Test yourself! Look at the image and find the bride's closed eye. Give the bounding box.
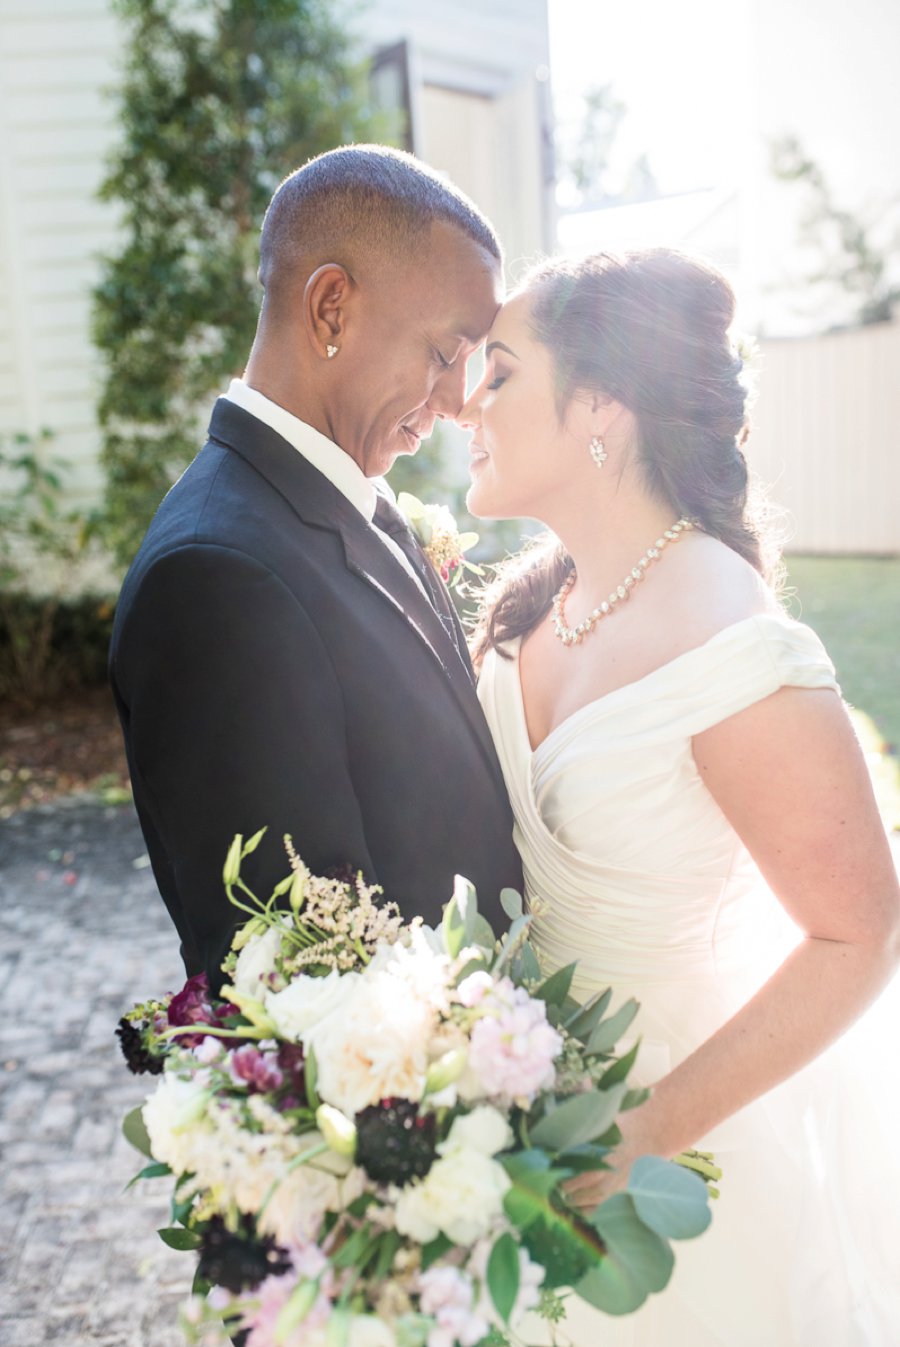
[487,373,507,390]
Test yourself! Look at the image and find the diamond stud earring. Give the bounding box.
[589,435,607,468]
[326,344,339,359]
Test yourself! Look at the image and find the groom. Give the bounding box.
[109,146,522,987]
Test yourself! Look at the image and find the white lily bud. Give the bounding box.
[222,834,243,887]
[316,1103,358,1158]
[425,1047,468,1094]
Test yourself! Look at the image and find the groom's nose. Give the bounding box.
[427,360,469,419]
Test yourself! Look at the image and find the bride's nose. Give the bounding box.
[456,385,482,429]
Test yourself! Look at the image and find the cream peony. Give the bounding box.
[347,1315,397,1347]
[308,969,436,1116]
[394,1146,510,1246]
[441,1105,513,1158]
[142,1073,213,1176]
[266,968,353,1042]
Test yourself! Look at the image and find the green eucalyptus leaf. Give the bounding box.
[501,1152,601,1289]
[555,1142,613,1175]
[576,1192,673,1314]
[564,988,612,1037]
[586,999,640,1055]
[471,914,498,954]
[534,963,577,1009]
[494,914,532,971]
[500,888,524,921]
[530,1084,627,1151]
[487,1232,520,1323]
[628,1155,712,1240]
[122,1105,154,1158]
[513,940,542,984]
[598,1038,641,1088]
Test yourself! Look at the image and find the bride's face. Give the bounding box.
[458,290,588,520]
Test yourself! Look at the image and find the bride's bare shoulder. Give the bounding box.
[652,529,780,650]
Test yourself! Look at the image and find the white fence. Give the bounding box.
[751,320,900,555]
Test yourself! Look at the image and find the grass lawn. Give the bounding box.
[784,555,900,829]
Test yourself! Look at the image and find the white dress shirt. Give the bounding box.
[223,378,426,592]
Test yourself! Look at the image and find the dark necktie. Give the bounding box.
[372,494,464,650]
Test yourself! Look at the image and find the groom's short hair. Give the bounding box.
[259,144,501,289]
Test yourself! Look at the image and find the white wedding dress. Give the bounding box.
[478,613,900,1346]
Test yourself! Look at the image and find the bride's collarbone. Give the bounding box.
[519,612,669,746]
[520,563,774,746]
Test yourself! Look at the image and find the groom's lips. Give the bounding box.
[400,421,434,450]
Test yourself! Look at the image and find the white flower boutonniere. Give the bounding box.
[396,492,483,587]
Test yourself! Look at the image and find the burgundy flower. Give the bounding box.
[354,1097,437,1186]
[167,973,238,1047]
[228,1045,284,1093]
[115,1017,164,1075]
[276,1042,306,1093]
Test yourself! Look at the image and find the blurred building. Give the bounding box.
[0,0,553,521]
[553,0,900,553]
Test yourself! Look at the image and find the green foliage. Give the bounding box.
[94,0,398,565]
[0,431,110,704]
[770,134,900,327]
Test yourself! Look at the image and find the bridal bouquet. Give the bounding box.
[118,831,714,1346]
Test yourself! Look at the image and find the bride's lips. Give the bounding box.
[469,441,489,472]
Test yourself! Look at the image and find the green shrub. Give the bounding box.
[93,0,399,566]
[0,593,116,707]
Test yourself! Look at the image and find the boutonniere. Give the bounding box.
[396,492,484,587]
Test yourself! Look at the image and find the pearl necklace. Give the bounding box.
[551,519,693,647]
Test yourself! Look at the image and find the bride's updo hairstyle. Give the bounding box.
[473,248,778,661]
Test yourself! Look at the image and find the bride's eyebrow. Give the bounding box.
[485,340,519,359]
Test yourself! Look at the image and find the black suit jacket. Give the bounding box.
[110,400,522,984]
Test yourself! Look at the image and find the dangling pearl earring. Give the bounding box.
[326,344,339,359]
[589,435,607,468]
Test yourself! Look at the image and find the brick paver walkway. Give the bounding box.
[1,798,190,1346]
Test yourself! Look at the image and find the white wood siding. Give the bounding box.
[0,2,121,504]
[751,321,900,554]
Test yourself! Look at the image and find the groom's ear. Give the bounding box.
[304,263,355,359]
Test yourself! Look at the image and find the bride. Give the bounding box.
[457,248,900,1346]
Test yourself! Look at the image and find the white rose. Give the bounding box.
[442,1105,513,1158]
[266,968,353,1042]
[232,925,283,996]
[308,971,435,1116]
[142,1074,212,1175]
[394,1147,510,1246]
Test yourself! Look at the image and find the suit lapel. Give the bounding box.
[206,400,504,784]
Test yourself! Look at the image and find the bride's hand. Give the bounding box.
[562,1106,663,1215]
[562,1157,630,1214]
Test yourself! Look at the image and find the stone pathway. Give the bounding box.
[1,798,189,1346]
[2,797,898,1347]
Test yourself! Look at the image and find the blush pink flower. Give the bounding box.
[467,978,562,1105]
[239,1244,334,1347]
[418,1265,489,1347]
